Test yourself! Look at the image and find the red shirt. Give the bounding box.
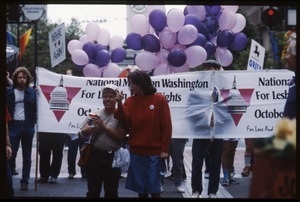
[115,93,172,155]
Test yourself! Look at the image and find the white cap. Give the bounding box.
[102,84,119,92]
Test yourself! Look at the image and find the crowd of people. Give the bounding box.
[4,29,296,199]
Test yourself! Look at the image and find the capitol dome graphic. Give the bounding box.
[227,75,247,114]
[49,75,69,110]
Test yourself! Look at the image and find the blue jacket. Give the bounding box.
[6,86,37,128]
[283,76,296,119]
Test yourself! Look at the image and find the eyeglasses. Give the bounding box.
[18,76,27,79]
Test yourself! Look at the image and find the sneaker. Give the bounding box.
[160,185,164,192]
[12,169,19,175]
[221,179,230,186]
[20,182,28,191]
[165,174,174,180]
[191,191,200,198]
[241,166,251,177]
[209,193,217,198]
[204,172,210,179]
[37,177,49,183]
[229,178,240,185]
[176,185,185,193]
[231,171,236,178]
[49,177,57,184]
[68,174,75,179]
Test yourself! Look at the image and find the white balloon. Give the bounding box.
[184,45,207,68]
[97,28,111,46]
[71,49,89,66]
[221,5,239,13]
[83,63,103,77]
[218,10,237,31]
[170,62,189,73]
[130,14,150,36]
[153,63,170,76]
[85,22,100,41]
[109,35,124,50]
[215,47,233,67]
[231,13,246,33]
[159,27,177,50]
[67,39,83,55]
[79,34,90,44]
[178,24,198,45]
[135,51,160,71]
[167,8,185,33]
[102,63,122,77]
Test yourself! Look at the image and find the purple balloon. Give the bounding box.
[184,14,201,28]
[94,44,107,53]
[205,41,216,57]
[82,42,96,59]
[217,30,235,47]
[198,22,210,40]
[229,32,248,51]
[111,47,126,63]
[126,32,143,51]
[149,9,167,32]
[204,16,219,34]
[95,50,111,67]
[142,34,161,53]
[167,49,187,67]
[210,5,221,16]
[187,33,207,48]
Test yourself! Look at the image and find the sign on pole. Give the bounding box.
[49,23,66,68]
[247,39,265,70]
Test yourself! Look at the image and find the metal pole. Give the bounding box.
[34,21,38,89]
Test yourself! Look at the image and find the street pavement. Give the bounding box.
[12,139,252,199]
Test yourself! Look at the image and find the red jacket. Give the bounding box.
[114,93,172,156]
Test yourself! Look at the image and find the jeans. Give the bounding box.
[67,136,87,177]
[5,160,14,197]
[9,121,35,184]
[191,138,223,195]
[170,138,187,187]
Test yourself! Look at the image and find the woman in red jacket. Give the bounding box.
[114,69,172,198]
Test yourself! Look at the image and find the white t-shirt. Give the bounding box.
[13,89,25,120]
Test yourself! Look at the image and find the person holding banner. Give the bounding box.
[6,66,37,191]
[38,132,67,184]
[282,31,296,119]
[114,69,172,198]
[78,84,126,199]
[190,60,223,199]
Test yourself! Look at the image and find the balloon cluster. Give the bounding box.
[67,22,126,77]
[126,5,248,75]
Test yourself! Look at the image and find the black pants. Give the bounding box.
[86,149,121,198]
[38,132,66,179]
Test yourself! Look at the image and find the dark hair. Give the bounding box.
[12,66,32,88]
[127,69,157,95]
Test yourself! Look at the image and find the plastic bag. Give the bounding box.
[112,147,130,173]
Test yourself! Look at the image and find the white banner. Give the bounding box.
[36,67,293,139]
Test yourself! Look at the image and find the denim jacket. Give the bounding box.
[6,86,37,128]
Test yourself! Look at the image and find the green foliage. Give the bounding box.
[8,17,85,79]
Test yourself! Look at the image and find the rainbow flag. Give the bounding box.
[19,28,32,61]
[6,31,17,46]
